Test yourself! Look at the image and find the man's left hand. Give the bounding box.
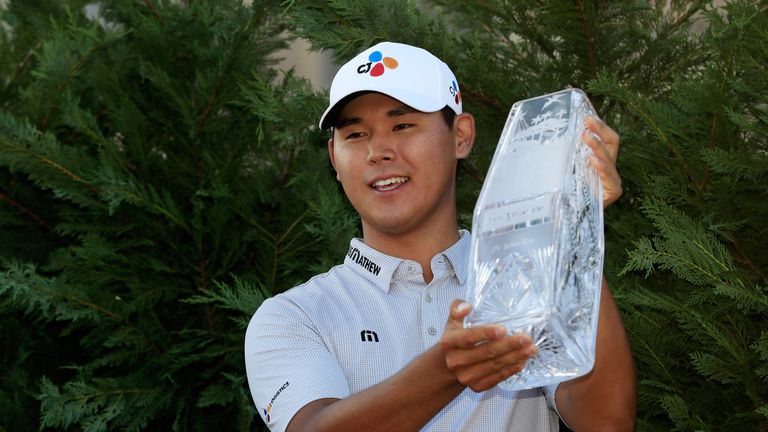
[583,117,622,208]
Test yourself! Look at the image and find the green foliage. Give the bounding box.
[1,0,767,430]
[38,375,169,432]
[0,0,349,430]
[589,1,768,430]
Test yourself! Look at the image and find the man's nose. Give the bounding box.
[367,134,395,164]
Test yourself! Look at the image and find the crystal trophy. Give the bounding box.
[464,88,604,391]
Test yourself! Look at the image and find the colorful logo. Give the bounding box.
[357,50,399,77]
[449,80,461,105]
[262,381,288,425]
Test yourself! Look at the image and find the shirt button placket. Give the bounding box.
[423,287,438,341]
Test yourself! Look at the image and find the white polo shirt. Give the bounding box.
[245,230,561,431]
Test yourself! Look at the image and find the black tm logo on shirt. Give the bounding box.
[347,247,381,276]
[361,330,379,342]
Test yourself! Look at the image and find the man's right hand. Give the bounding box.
[438,300,537,392]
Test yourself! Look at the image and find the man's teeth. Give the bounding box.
[372,177,408,190]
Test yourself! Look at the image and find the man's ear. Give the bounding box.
[454,113,475,160]
[328,137,340,181]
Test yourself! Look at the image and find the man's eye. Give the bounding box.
[345,132,366,139]
[393,123,413,131]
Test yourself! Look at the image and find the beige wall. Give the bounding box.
[276,37,339,90]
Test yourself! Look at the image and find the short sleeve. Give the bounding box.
[543,383,569,427]
[245,296,351,432]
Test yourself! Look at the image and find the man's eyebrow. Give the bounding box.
[334,116,361,129]
[334,105,419,129]
[388,105,419,117]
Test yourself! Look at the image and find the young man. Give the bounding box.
[245,42,635,431]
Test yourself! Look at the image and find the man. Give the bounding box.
[245,41,635,431]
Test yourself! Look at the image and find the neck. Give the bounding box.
[361,218,460,284]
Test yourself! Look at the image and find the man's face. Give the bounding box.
[328,92,473,241]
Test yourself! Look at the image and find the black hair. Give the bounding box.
[439,106,456,130]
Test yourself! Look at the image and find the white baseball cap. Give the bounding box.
[319,41,463,130]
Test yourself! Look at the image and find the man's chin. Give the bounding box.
[361,218,416,237]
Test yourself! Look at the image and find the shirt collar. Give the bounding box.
[443,229,470,286]
[344,239,396,291]
[343,229,470,292]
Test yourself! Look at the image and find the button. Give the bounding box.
[425,293,432,303]
[428,326,437,336]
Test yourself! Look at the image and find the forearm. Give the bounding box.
[556,277,636,431]
[287,344,465,432]
[287,299,536,432]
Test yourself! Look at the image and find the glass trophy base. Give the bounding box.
[465,89,604,391]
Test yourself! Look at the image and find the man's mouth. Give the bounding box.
[371,176,409,192]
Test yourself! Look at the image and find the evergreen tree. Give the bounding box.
[1,0,766,431]
[0,1,352,430]
[590,2,768,429]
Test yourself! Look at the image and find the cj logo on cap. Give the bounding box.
[449,80,461,105]
[357,50,399,77]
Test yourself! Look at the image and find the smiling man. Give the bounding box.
[245,41,636,432]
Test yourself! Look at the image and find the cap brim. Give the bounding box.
[319,92,367,130]
[319,89,448,130]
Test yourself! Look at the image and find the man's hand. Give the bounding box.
[438,300,537,392]
[583,117,622,208]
